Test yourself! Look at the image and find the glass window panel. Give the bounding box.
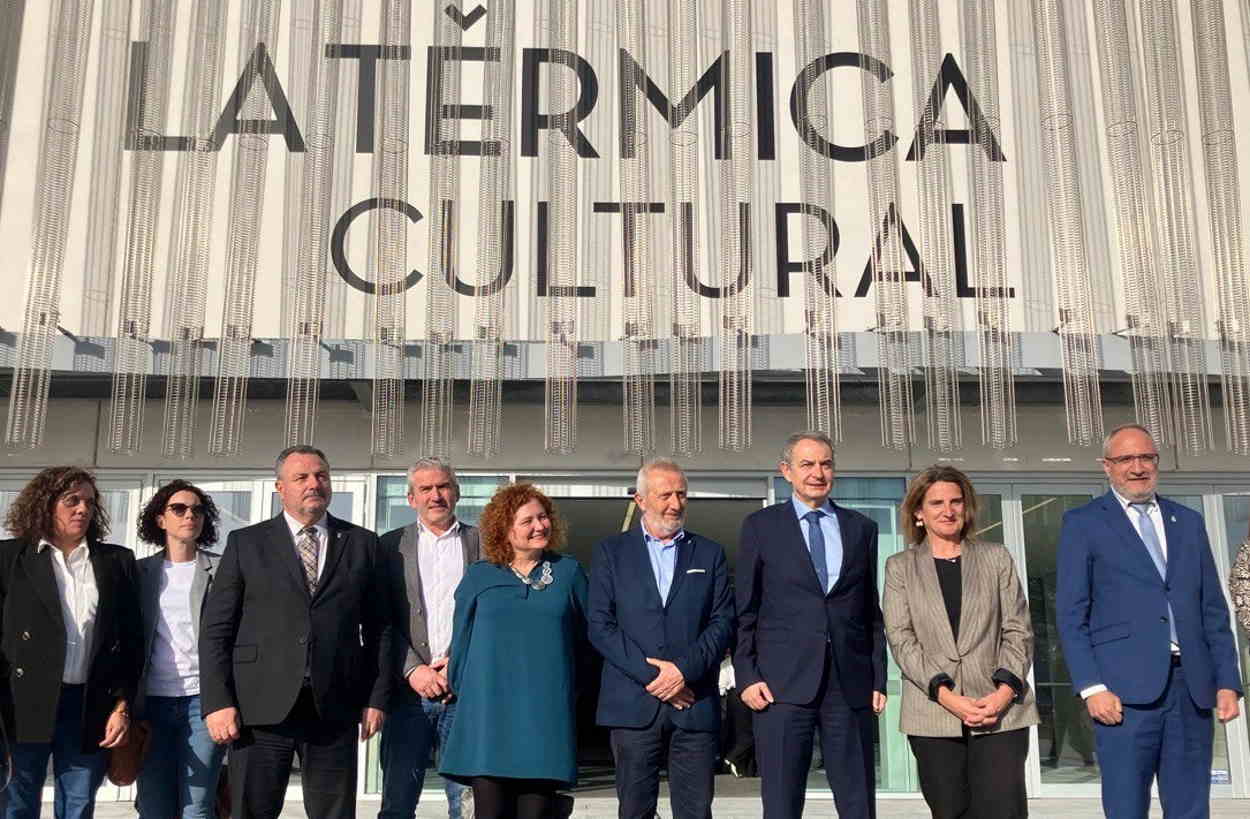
[374,475,505,535]
[1022,493,1101,785]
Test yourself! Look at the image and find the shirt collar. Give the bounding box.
[640,519,685,547]
[791,495,835,520]
[416,517,461,539]
[1110,488,1157,512]
[36,538,88,555]
[284,510,328,537]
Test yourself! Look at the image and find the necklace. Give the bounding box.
[935,554,961,563]
[510,559,554,591]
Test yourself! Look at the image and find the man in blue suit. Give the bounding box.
[734,431,887,819]
[1057,423,1242,818]
[588,457,736,819]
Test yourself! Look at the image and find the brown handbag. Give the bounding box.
[106,719,151,787]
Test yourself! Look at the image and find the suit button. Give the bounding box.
[415,608,423,615]
[20,631,29,641]
[419,641,427,648]
[1160,616,1169,623]
[14,668,22,677]
[298,636,307,645]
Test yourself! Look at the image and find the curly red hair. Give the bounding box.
[477,483,566,565]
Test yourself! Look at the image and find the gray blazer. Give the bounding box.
[380,520,480,695]
[883,540,1039,737]
[135,549,219,716]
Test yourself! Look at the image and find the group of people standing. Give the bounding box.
[0,424,1246,819]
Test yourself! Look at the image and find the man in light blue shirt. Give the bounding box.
[790,493,843,594]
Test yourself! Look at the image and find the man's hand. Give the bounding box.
[740,681,775,711]
[1085,690,1123,725]
[645,658,686,701]
[937,689,992,727]
[872,691,887,715]
[407,660,450,700]
[666,686,695,710]
[1216,688,1241,723]
[360,707,385,741]
[206,706,242,744]
[98,709,129,748]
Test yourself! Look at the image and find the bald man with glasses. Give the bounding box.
[1057,423,1241,818]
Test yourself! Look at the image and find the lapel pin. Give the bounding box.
[1170,516,1176,523]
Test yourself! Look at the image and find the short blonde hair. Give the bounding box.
[900,465,979,546]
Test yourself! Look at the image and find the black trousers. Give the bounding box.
[610,709,717,819]
[469,776,559,819]
[228,687,358,819]
[908,727,1029,819]
[753,651,876,819]
[721,687,757,776]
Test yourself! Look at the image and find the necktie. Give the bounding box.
[1131,502,1178,646]
[297,525,320,593]
[804,510,829,593]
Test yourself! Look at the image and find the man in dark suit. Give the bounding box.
[1057,424,1242,818]
[200,445,391,819]
[377,457,479,818]
[734,431,886,819]
[588,457,735,819]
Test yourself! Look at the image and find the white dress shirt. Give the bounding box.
[37,539,99,684]
[415,518,464,662]
[1081,490,1177,699]
[284,510,328,581]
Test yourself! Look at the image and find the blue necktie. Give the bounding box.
[804,510,829,593]
[1131,502,1179,646]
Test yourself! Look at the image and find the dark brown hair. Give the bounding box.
[478,483,566,565]
[900,465,980,546]
[137,480,221,548]
[4,466,110,543]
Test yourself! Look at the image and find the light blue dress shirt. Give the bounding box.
[642,523,684,604]
[791,496,843,593]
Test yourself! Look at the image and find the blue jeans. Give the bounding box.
[5,684,108,819]
[136,694,226,819]
[379,697,467,818]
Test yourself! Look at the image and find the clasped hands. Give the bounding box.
[1085,687,1241,726]
[938,684,1014,728]
[645,658,694,710]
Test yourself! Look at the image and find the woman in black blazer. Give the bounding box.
[0,466,143,819]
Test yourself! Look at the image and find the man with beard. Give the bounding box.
[1058,423,1242,818]
[201,445,390,818]
[588,458,736,819]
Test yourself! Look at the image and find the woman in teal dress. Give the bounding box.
[440,483,589,819]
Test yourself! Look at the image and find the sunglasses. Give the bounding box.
[166,502,205,518]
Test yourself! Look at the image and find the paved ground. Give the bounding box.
[92,796,1248,817]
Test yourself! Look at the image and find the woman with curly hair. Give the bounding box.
[439,483,589,819]
[0,466,142,819]
[133,480,226,818]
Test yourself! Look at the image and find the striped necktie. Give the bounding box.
[297,525,319,593]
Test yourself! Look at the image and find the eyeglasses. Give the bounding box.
[165,503,205,518]
[1102,453,1160,467]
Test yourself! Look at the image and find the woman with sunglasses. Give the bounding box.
[134,480,226,818]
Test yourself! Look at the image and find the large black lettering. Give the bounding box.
[521,48,599,158]
[618,49,727,159]
[906,54,1005,161]
[436,199,516,295]
[210,43,304,152]
[775,203,840,297]
[535,202,595,296]
[325,43,411,153]
[426,46,503,156]
[331,198,423,294]
[952,203,1014,297]
[678,202,751,298]
[790,52,896,162]
[854,203,932,297]
[592,202,666,296]
[126,42,194,150]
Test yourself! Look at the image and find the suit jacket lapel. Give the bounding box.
[781,503,826,595]
[913,542,960,659]
[21,541,64,626]
[271,516,311,599]
[1098,493,1166,584]
[88,541,114,668]
[955,541,988,655]
[829,503,857,595]
[314,516,349,599]
[630,530,666,610]
[460,524,480,566]
[665,532,695,608]
[1158,498,1183,583]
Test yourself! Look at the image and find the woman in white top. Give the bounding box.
[134,480,225,818]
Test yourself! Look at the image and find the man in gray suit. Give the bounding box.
[378,458,480,818]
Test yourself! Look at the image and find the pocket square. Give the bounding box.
[686,568,707,574]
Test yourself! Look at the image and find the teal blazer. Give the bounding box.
[440,553,589,786]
